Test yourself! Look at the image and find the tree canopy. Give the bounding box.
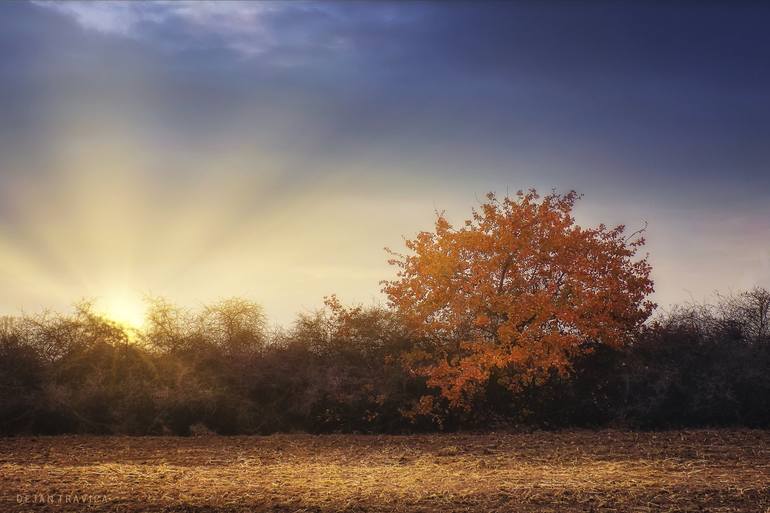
[384,190,655,407]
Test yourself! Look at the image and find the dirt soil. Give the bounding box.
[1,430,769,512]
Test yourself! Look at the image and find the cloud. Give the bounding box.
[31,0,413,58]
[33,1,278,54]
[33,1,159,37]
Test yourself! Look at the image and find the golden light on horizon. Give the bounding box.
[0,122,431,326]
[96,293,147,330]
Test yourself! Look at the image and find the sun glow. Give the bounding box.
[98,294,147,330]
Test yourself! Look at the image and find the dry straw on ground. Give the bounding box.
[1,430,769,512]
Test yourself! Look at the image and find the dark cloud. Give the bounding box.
[2,2,769,192]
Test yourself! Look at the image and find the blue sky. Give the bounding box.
[1,1,769,324]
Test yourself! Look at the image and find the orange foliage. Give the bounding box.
[383,190,655,407]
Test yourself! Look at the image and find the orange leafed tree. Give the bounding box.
[383,190,655,408]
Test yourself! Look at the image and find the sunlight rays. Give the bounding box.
[0,125,274,319]
[97,290,147,329]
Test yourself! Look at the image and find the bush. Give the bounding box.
[0,291,769,434]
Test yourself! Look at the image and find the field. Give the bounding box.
[1,431,769,513]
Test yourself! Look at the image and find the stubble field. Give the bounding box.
[1,430,769,512]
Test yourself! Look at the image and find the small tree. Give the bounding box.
[718,288,770,343]
[383,190,655,408]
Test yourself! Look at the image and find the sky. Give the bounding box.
[1,1,769,326]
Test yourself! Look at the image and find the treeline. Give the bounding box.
[1,290,769,435]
